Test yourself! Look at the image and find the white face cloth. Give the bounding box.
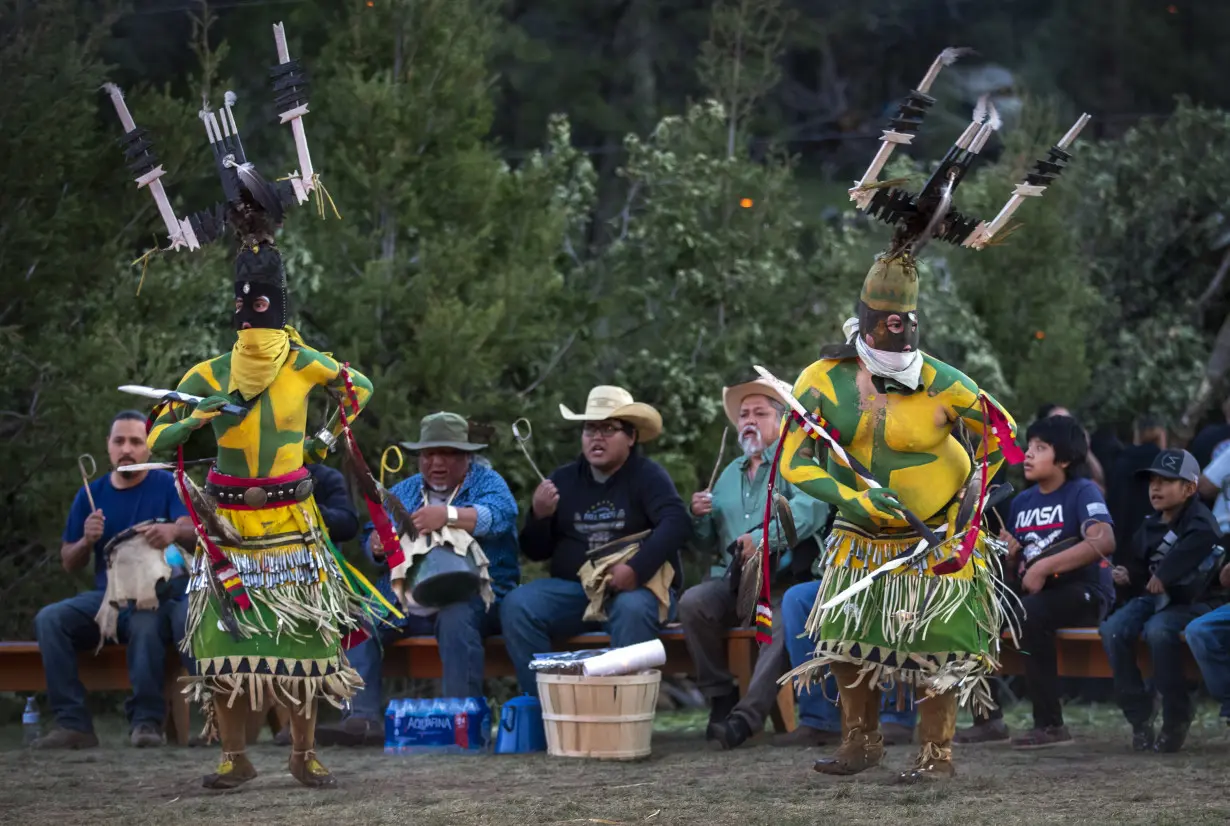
[843,316,924,390]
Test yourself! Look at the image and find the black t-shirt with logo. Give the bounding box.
[520,452,690,590]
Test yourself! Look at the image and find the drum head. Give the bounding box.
[410,546,481,608]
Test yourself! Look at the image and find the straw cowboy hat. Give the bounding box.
[559,386,663,442]
[721,377,792,428]
[400,411,488,452]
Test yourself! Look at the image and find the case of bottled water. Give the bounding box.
[384,697,492,754]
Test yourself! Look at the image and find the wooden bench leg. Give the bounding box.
[727,636,753,698]
[165,667,191,746]
[769,681,796,734]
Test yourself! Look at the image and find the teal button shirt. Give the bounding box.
[692,439,828,577]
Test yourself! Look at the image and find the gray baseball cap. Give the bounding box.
[1136,449,1199,483]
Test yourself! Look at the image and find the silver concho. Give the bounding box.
[294,478,314,501]
[242,486,269,508]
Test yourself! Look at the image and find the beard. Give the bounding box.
[427,482,453,493]
[739,428,764,458]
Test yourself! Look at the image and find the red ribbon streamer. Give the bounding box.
[756,430,792,645]
[337,364,404,570]
[174,445,252,611]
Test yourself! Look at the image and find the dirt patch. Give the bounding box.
[1,707,1228,826]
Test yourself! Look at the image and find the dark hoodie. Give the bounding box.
[1124,495,1223,604]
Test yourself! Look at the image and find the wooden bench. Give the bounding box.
[770,626,1202,724]
[0,628,795,746]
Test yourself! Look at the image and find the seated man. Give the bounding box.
[1185,560,1230,728]
[501,386,690,695]
[318,412,519,746]
[679,377,828,748]
[33,410,194,749]
[1101,449,1223,752]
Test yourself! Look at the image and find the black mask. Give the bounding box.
[232,243,288,330]
[857,301,919,353]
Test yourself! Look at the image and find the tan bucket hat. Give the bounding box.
[721,378,791,428]
[559,386,663,442]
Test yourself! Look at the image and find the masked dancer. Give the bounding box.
[105,23,396,789]
[771,48,1090,782]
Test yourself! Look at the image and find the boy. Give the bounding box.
[1101,449,1222,752]
[1003,416,1116,749]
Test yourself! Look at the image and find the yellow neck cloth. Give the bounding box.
[229,326,305,400]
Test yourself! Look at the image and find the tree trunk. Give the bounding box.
[1177,312,1230,442]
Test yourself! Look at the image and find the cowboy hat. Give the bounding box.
[721,378,791,429]
[400,411,488,452]
[559,386,663,442]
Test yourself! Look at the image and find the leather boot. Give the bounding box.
[288,700,336,788]
[813,662,884,776]
[203,702,258,790]
[898,691,958,783]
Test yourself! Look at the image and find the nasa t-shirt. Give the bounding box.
[1008,476,1115,608]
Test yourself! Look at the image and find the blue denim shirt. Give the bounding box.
[361,462,521,625]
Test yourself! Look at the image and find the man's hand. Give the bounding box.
[607,563,638,593]
[369,530,385,557]
[998,528,1022,558]
[849,488,904,521]
[188,395,232,429]
[691,491,713,517]
[135,521,178,551]
[411,505,449,535]
[1111,565,1131,587]
[1146,574,1166,595]
[82,510,105,545]
[532,480,560,519]
[736,533,759,561]
[1021,560,1049,595]
[1221,561,1230,590]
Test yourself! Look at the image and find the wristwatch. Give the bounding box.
[446,505,459,527]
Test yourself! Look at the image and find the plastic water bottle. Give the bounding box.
[164,545,188,577]
[22,697,40,745]
[384,698,400,754]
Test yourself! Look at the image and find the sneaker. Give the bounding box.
[704,690,739,741]
[31,727,99,750]
[130,722,165,748]
[881,722,915,746]
[953,718,1009,744]
[1131,722,1155,752]
[314,716,382,747]
[1154,720,1191,754]
[1010,725,1073,750]
[770,724,840,748]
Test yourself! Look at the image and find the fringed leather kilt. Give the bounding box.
[782,518,1014,714]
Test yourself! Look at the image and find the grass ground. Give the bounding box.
[1,703,1227,826]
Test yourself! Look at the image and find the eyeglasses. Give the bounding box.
[582,421,628,438]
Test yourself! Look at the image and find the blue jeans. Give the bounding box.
[346,595,500,720]
[34,588,188,733]
[1186,603,1230,719]
[499,578,676,695]
[783,580,916,730]
[1101,596,1201,726]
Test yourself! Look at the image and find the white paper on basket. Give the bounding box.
[581,639,666,677]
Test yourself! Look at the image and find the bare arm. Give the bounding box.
[60,538,93,573]
[1034,521,1115,576]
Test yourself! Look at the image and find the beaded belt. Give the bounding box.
[205,467,314,508]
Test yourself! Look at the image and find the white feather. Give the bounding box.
[972,95,988,125]
[101,82,123,98]
[940,46,972,66]
[224,90,237,107]
[987,102,1003,132]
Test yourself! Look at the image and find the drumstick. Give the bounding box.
[512,418,546,483]
[706,427,729,491]
[77,454,98,512]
